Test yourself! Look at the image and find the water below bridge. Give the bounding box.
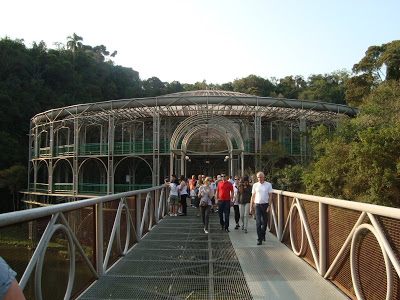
[77,206,347,299]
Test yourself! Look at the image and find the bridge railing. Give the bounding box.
[0,185,168,300]
[269,190,400,300]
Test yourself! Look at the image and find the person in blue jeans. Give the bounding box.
[250,172,273,245]
[215,172,234,232]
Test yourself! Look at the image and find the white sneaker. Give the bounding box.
[204,229,209,234]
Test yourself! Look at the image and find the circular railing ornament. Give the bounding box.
[289,200,305,256]
[117,202,131,256]
[35,224,75,300]
[350,224,393,300]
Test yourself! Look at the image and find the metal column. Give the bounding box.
[48,123,54,194]
[73,118,79,196]
[108,115,115,194]
[153,109,160,185]
[254,113,262,172]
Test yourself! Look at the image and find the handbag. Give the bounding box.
[200,200,208,207]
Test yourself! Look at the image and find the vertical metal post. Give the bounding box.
[73,118,79,195]
[241,152,244,177]
[153,109,160,186]
[300,117,306,164]
[108,116,114,195]
[319,202,328,276]
[180,153,185,176]
[48,123,54,194]
[155,188,160,223]
[270,121,273,141]
[254,113,262,171]
[290,123,293,155]
[96,203,104,276]
[230,153,233,176]
[34,126,39,159]
[27,125,33,192]
[136,193,142,240]
[278,192,283,240]
[170,153,174,179]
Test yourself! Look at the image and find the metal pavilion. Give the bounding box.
[25,90,357,203]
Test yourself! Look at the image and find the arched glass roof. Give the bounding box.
[31,90,358,126]
[160,90,254,97]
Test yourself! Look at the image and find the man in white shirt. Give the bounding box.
[250,171,273,245]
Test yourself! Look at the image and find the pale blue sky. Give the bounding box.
[1,0,399,84]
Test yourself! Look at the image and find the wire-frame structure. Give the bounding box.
[25,90,358,203]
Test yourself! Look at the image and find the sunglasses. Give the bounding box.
[234,178,239,180]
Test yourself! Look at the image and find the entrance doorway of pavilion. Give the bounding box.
[181,128,242,178]
[170,114,245,178]
[185,155,228,178]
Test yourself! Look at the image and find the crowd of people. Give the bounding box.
[165,171,273,246]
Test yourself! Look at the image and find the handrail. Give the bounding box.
[0,185,168,300]
[0,186,162,227]
[269,189,400,300]
[274,189,400,219]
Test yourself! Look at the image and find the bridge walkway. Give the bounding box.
[78,206,348,299]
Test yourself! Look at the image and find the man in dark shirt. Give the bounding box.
[215,172,234,232]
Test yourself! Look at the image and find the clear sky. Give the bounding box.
[1,0,399,84]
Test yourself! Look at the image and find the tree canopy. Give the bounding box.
[301,41,400,207]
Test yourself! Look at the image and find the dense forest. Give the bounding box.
[0,34,399,211]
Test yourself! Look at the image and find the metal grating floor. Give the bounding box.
[78,209,253,299]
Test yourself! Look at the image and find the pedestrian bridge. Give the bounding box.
[1,186,399,299]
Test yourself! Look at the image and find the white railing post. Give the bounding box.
[319,202,328,276]
[136,193,142,240]
[96,203,104,276]
[278,191,283,240]
[154,188,159,223]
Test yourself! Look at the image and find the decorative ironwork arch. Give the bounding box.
[170,114,244,153]
[170,114,245,176]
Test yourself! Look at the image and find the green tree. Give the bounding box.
[273,164,305,192]
[219,82,234,91]
[344,74,374,107]
[305,80,400,207]
[165,81,184,94]
[276,75,306,99]
[258,140,288,179]
[377,40,400,81]
[298,70,349,104]
[0,164,27,211]
[0,36,145,212]
[346,40,400,106]
[303,126,350,199]
[192,80,208,90]
[142,77,166,97]
[66,33,83,52]
[233,75,275,96]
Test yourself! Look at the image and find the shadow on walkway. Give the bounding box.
[79,208,252,299]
